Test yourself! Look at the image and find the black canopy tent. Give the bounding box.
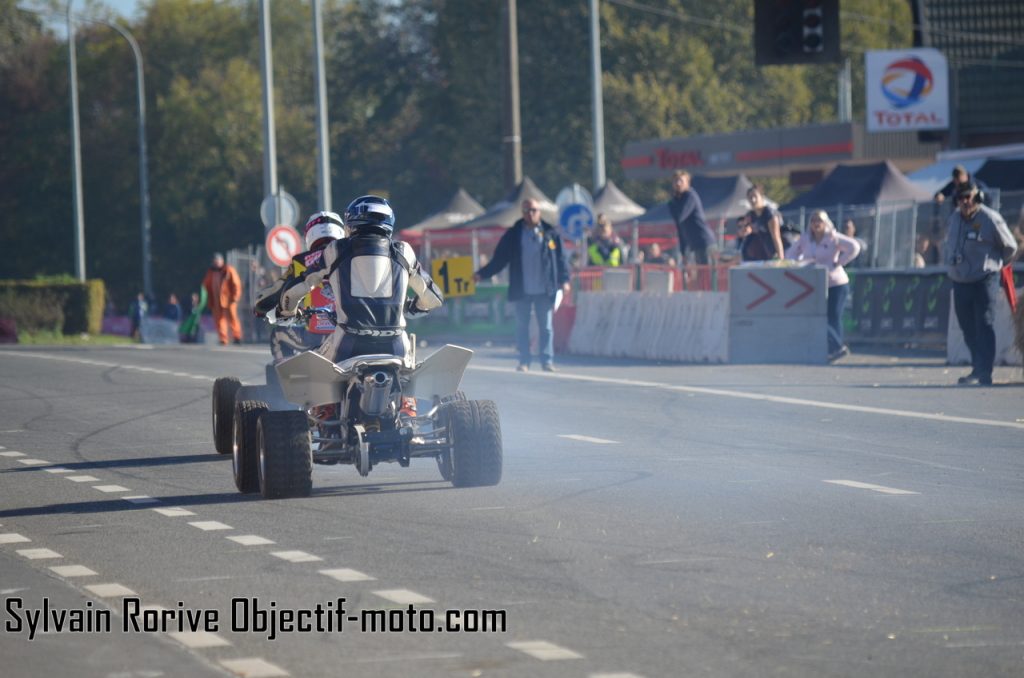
[781,161,932,210]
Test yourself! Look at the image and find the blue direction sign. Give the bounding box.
[559,203,594,240]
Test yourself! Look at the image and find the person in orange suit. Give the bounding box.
[202,253,243,345]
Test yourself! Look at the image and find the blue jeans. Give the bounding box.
[826,283,849,354]
[952,275,997,379]
[515,295,554,366]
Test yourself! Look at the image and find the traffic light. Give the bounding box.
[755,0,840,66]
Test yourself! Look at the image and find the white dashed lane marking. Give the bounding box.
[66,475,100,483]
[44,467,74,474]
[590,673,647,678]
[271,551,323,563]
[506,640,584,660]
[123,495,160,504]
[0,451,26,457]
[84,583,137,598]
[0,533,31,544]
[227,535,275,546]
[50,565,97,577]
[558,434,619,444]
[372,589,435,605]
[153,507,196,517]
[16,548,61,560]
[189,521,232,531]
[219,658,290,677]
[169,631,232,648]
[319,568,376,582]
[16,458,50,466]
[823,479,920,495]
[93,485,131,493]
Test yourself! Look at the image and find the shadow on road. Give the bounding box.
[0,453,224,475]
[0,479,453,518]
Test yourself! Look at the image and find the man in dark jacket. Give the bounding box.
[475,199,571,372]
[668,170,716,265]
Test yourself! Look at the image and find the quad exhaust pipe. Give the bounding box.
[359,371,393,416]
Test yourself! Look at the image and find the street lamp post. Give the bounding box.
[96,20,152,300]
[67,1,86,282]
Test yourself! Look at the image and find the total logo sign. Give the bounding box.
[865,48,949,132]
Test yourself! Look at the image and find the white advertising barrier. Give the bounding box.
[946,287,1023,367]
[568,291,728,363]
[729,265,828,364]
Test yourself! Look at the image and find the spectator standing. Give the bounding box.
[164,293,182,323]
[587,214,624,267]
[786,210,861,362]
[202,253,243,345]
[934,165,987,205]
[943,183,1017,386]
[742,185,785,261]
[128,291,148,342]
[668,170,716,265]
[642,242,676,267]
[841,219,869,267]
[474,198,571,372]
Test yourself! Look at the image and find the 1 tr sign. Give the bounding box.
[431,256,476,297]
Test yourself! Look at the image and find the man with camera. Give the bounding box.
[943,182,1017,386]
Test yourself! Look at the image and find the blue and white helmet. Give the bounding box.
[344,195,395,236]
[303,211,345,250]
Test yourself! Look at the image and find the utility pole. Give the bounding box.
[67,1,86,281]
[501,0,522,193]
[311,0,331,211]
[589,0,606,192]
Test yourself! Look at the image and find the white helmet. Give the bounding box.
[303,211,345,250]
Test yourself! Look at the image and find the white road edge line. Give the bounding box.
[558,434,619,444]
[16,548,62,560]
[506,640,584,661]
[218,657,290,677]
[470,365,1024,431]
[372,589,435,605]
[49,565,98,577]
[823,479,920,495]
[270,551,323,563]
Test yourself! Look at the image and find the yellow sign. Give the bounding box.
[431,256,476,298]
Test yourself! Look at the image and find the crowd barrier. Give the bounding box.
[568,291,728,363]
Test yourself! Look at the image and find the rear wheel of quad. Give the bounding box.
[444,400,502,488]
[257,411,312,499]
[233,399,268,493]
[213,377,242,454]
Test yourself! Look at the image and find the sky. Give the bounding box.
[104,0,142,19]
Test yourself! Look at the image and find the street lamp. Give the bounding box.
[20,4,153,298]
[67,1,85,282]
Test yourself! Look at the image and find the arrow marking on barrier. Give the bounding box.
[746,273,776,310]
[783,271,815,308]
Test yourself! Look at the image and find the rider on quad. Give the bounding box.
[268,195,443,364]
[255,210,346,361]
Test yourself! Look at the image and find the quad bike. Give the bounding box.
[212,311,502,499]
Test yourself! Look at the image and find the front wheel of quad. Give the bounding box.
[213,377,242,454]
[444,400,502,488]
[233,399,268,493]
[257,411,312,499]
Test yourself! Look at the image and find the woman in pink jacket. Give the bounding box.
[786,210,862,362]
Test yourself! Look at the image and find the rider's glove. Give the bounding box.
[404,298,428,318]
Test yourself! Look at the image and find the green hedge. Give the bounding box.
[0,278,106,335]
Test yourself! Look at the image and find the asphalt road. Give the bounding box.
[0,343,1022,678]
